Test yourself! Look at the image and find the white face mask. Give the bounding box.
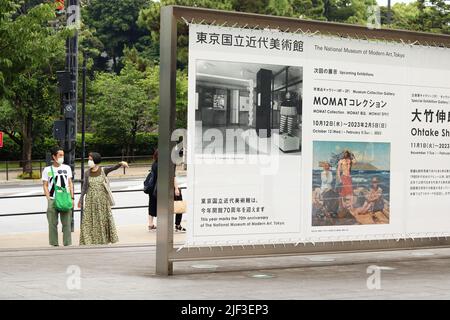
[88,160,96,168]
[57,157,64,165]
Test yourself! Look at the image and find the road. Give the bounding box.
[0,176,187,234]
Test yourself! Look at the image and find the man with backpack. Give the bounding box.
[42,146,74,246]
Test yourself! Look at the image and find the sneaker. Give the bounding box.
[175,225,186,233]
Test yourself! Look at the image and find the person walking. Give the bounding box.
[78,152,128,245]
[42,147,74,247]
[147,149,186,232]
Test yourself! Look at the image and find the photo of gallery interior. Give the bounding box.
[195,60,303,155]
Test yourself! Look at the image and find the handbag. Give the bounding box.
[174,200,186,214]
[143,170,155,194]
[102,168,115,207]
[174,193,186,214]
[51,166,73,212]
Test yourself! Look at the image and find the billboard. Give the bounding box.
[186,24,450,246]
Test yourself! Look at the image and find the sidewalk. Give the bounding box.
[2,244,450,299]
[0,224,186,249]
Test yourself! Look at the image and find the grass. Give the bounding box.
[17,171,42,180]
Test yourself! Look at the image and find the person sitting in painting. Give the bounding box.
[313,162,340,220]
[341,177,388,225]
[360,177,385,214]
[320,162,333,193]
[313,162,333,207]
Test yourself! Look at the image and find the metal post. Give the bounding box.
[5,161,8,181]
[64,0,79,232]
[80,51,87,223]
[156,6,177,276]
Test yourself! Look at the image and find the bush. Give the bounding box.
[0,132,159,161]
[17,171,41,180]
[75,132,158,158]
[0,134,22,160]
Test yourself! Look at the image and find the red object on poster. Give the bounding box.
[55,0,65,11]
[0,132,3,148]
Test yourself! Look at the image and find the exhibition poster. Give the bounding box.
[185,24,450,246]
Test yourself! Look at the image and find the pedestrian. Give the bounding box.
[78,152,128,245]
[147,149,186,232]
[42,146,74,247]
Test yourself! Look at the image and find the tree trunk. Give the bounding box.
[127,122,138,162]
[21,111,33,175]
[125,144,131,163]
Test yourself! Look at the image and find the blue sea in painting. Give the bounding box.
[312,169,390,201]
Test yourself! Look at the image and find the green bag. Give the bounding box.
[51,166,73,212]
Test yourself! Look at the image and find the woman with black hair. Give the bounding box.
[147,149,186,232]
[78,152,128,245]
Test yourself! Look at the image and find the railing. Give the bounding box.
[0,187,186,218]
[0,189,145,217]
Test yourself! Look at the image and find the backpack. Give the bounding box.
[51,166,73,212]
[143,169,156,195]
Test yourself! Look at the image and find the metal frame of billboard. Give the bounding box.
[156,5,450,276]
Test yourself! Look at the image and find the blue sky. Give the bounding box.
[313,141,391,171]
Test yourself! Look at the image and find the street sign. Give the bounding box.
[0,131,3,148]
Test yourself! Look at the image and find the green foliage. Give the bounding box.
[17,171,41,180]
[75,132,158,158]
[0,130,21,160]
[83,0,155,72]
[291,0,326,20]
[138,0,234,68]
[0,131,159,160]
[86,48,187,153]
[87,53,159,157]
[0,1,68,171]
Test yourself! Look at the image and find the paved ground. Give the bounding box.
[2,245,450,299]
[0,224,187,248]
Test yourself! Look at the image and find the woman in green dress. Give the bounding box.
[78,152,128,245]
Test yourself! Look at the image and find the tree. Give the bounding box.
[380,1,449,34]
[416,0,449,34]
[291,0,326,20]
[0,1,67,173]
[83,0,154,73]
[232,0,270,13]
[387,3,421,31]
[267,0,294,16]
[87,52,158,159]
[138,0,235,69]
